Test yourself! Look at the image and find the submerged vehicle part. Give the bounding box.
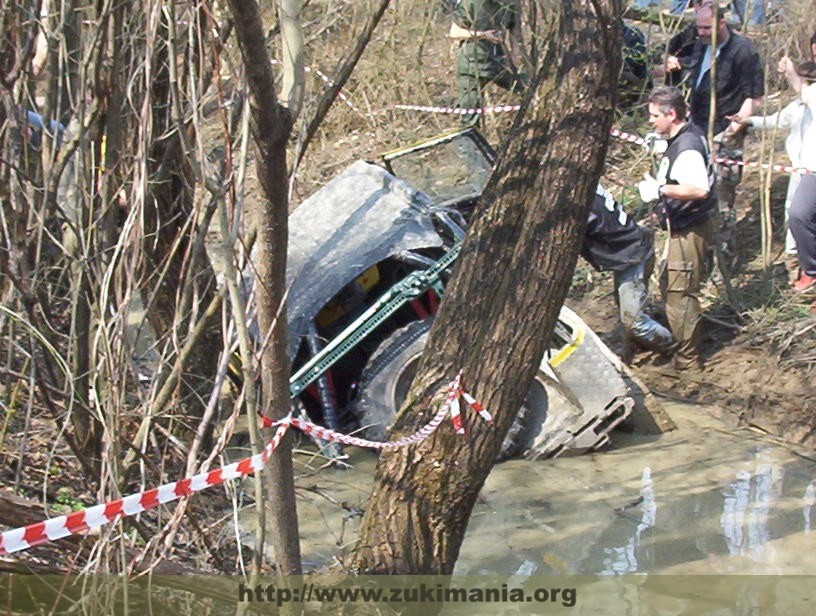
[353,308,633,459]
[526,307,634,458]
[283,160,446,359]
[241,128,661,459]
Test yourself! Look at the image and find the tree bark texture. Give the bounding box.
[227,0,302,576]
[350,0,623,574]
[278,0,305,117]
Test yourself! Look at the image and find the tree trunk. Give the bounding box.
[227,0,302,576]
[278,0,305,117]
[349,0,623,574]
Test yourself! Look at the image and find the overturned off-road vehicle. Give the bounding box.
[247,128,656,460]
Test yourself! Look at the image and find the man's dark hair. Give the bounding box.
[648,86,687,118]
[797,60,816,82]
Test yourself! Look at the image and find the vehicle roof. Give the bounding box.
[283,160,444,356]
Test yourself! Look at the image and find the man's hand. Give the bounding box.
[480,29,501,44]
[666,55,682,72]
[778,55,804,94]
[449,22,501,44]
[724,113,750,127]
[637,174,661,203]
[725,106,752,124]
[643,132,668,155]
[723,97,761,135]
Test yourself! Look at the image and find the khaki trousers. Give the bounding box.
[665,215,715,367]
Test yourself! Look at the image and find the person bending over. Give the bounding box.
[582,184,676,362]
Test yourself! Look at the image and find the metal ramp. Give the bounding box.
[519,306,635,459]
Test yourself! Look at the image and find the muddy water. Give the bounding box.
[457,402,816,576]
[241,401,816,575]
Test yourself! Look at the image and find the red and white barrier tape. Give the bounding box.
[383,105,814,177]
[446,371,465,434]
[263,62,813,177]
[305,66,362,114]
[265,370,492,447]
[270,60,362,114]
[1,374,490,556]
[606,128,815,177]
[461,389,493,423]
[609,127,646,145]
[392,103,521,116]
[717,157,814,176]
[0,422,289,556]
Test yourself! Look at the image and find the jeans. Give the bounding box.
[730,0,765,25]
[784,173,801,255]
[789,174,816,277]
[614,252,675,354]
[633,0,660,7]
[671,0,689,13]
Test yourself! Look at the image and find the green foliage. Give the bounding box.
[52,487,85,514]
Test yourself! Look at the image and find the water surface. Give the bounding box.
[242,402,816,576]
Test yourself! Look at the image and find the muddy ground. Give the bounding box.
[572,288,815,448]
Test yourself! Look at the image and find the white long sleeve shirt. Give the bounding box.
[750,99,812,169]
[797,83,816,171]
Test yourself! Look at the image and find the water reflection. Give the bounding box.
[601,466,656,574]
[243,402,816,577]
[804,481,815,534]
[720,449,784,563]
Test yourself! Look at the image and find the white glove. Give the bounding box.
[637,174,661,203]
[643,132,668,155]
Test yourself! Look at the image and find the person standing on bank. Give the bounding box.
[786,63,816,303]
[688,3,764,265]
[728,60,816,273]
[449,0,526,126]
[639,86,717,371]
[582,184,676,362]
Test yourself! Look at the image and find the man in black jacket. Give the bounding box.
[664,0,707,87]
[688,4,764,134]
[688,3,763,264]
[582,184,676,360]
[640,86,717,370]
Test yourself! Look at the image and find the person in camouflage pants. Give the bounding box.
[449,0,526,126]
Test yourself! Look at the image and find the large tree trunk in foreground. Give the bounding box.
[350,0,623,574]
[227,0,302,576]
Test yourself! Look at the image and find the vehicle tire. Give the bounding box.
[495,377,550,461]
[354,318,433,442]
[354,318,556,459]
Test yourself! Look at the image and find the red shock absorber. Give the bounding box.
[427,288,439,314]
[410,297,430,319]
